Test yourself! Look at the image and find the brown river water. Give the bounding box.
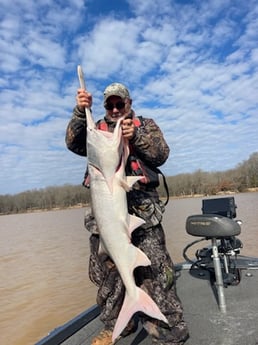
[1,193,257,345]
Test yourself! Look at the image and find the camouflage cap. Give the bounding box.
[103,83,130,103]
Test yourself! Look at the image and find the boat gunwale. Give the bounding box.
[35,255,258,345]
[35,305,100,345]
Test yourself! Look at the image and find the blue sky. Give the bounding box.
[1,0,258,195]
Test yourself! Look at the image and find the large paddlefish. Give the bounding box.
[77,66,168,342]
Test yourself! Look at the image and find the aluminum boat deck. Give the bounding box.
[36,257,258,345]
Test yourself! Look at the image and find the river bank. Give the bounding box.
[1,188,258,216]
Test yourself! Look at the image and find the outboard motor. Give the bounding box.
[185,197,242,313]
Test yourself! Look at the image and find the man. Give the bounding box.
[65,82,189,345]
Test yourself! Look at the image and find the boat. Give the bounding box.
[35,196,258,345]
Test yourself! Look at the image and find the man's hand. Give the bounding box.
[121,118,135,140]
[76,89,92,111]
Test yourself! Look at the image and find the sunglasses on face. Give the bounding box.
[104,101,125,111]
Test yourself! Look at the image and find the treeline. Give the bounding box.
[1,152,258,215]
[159,152,258,197]
[0,185,91,215]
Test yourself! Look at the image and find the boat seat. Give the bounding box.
[186,214,241,238]
[185,198,241,313]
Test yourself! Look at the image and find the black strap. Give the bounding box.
[155,167,169,206]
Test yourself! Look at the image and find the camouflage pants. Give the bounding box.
[88,224,189,344]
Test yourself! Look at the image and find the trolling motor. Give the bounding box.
[185,197,243,313]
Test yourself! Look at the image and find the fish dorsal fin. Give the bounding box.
[98,239,108,256]
[128,214,145,235]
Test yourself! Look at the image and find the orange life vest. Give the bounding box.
[97,117,142,131]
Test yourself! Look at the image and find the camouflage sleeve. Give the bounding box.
[65,106,87,156]
[130,118,170,167]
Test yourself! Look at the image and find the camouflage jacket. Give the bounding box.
[65,106,170,227]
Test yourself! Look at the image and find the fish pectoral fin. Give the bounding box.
[112,288,168,342]
[119,178,131,192]
[118,175,143,192]
[126,176,144,188]
[117,175,144,192]
[128,214,145,235]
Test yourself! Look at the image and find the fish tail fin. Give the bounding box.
[112,288,168,342]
